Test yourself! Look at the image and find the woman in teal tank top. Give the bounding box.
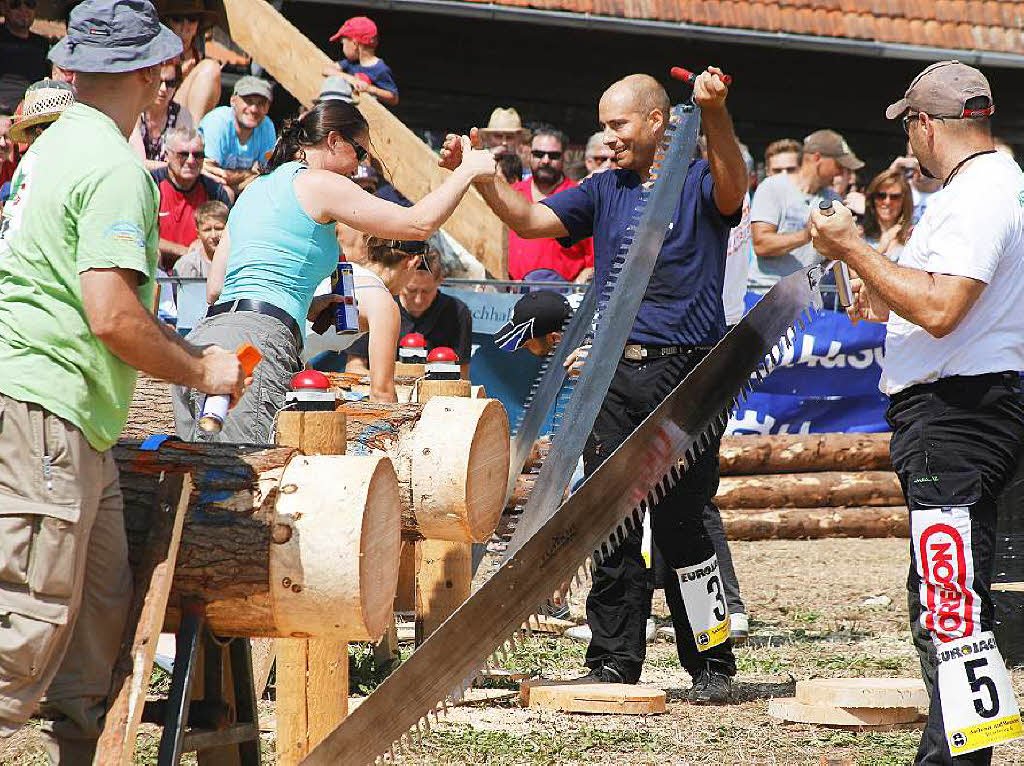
[172,99,498,443]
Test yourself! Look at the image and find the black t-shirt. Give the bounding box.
[347,291,473,363]
[0,28,51,114]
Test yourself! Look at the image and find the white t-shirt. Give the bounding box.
[880,152,1024,396]
[722,193,751,326]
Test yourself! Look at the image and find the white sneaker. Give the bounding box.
[645,618,657,644]
[730,612,749,645]
[564,624,592,644]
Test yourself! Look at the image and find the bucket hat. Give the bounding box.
[49,0,183,74]
[10,80,76,143]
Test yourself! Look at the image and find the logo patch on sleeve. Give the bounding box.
[103,221,145,248]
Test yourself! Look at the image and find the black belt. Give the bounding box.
[891,371,1020,405]
[207,299,302,349]
[622,344,712,362]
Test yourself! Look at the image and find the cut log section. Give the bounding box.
[116,442,400,640]
[520,680,665,715]
[720,506,908,540]
[340,397,509,542]
[796,678,929,709]
[767,697,920,726]
[714,471,903,509]
[719,434,891,475]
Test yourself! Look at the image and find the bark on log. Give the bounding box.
[714,471,903,509]
[339,397,509,543]
[718,433,891,475]
[720,506,908,540]
[124,373,177,439]
[115,441,400,640]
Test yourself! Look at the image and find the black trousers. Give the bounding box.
[888,372,1024,766]
[583,352,736,683]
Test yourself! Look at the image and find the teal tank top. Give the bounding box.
[220,161,339,327]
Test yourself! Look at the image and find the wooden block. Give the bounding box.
[522,615,576,635]
[415,539,472,640]
[796,678,929,709]
[96,474,191,766]
[767,697,920,726]
[394,541,416,613]
[416,379,472,403]
[394,362,425,378]
[521,680,666,715]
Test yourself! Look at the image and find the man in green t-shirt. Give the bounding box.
[0,2,245,760]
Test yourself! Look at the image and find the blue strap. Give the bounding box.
[140,434,173,451]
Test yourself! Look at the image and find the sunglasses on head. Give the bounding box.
[531,149,562,160]
[382,239,428,256]
[173,149,205,162]
[873,191,903,201]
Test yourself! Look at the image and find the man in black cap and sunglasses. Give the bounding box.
[0,1,245,759]
[812,60,1024,766]
[0,0,51,114]
[345,244,473,377]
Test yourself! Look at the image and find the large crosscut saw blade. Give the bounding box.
[302,265,826,766]
[506,283,597,501]
[503,104,703,558]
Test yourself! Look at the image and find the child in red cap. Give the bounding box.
[325,16,399,107]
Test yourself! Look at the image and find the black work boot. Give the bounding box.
[686,667,732,704]
[571,664,627,684]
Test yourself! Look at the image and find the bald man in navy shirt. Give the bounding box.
[441,69,747,703]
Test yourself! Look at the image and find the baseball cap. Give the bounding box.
[803,129,864,171]
[494,291,571,352]
[233,76,273,101]
[49,0,182,74]
[329,16,378,45]
[318,75,356,104]
[885,60,994,121]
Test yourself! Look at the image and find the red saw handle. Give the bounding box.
[669,66,733,86]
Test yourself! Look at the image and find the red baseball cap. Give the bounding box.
[330,16,378,45]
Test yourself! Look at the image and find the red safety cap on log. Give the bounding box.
[400,333,428,349]
[427,346,459,363]
[291,370,331,391]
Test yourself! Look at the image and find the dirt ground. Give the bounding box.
[3,537,1023,765]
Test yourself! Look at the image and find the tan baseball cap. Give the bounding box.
[803,129,864,170]
[885,60,994,120]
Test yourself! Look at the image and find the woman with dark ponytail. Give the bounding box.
[171,99,496,442]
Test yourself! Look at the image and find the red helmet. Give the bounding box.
[291,370,331,390]
[427,346,459,363]
[400,333,428,349]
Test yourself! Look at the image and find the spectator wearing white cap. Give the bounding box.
[197,75,276,195]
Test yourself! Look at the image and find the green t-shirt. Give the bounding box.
[0,103,158,451]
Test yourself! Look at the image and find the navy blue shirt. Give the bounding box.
[339,58,399,98]
[542,160,740,347]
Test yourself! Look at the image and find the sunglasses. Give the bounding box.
[173,149,205,162]
[531,150,563,160]
[167,14,199,23]
[161,77,181,89]
[345,137,367,163]
[873,191,904,201]
[9,0,37,8]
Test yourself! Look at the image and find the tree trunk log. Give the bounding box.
[720,506,909,540]
[115,441,400,640]
[714,471,903,509]
[719,434,891,475]
[339,397,509,543]
[124,373,177,439]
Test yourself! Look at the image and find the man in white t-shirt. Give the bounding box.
[811,60,1024,766]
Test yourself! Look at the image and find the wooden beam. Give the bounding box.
[214,0,508,277]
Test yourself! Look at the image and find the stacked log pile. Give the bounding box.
[497,433,907,547]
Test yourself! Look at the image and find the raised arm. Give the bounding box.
[438,128,568,239]
[297,136,496,241]
[692,67,747,216]
[752,221,811,258]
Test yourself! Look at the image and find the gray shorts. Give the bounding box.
[172,310,302,444]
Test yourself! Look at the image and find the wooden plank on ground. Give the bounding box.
[767,697,920,726]
[96,473,191,765]
[796,678,928,709]
[520,680,666,715]
[214,0,507,277]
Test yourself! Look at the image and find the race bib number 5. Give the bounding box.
[937,631,1023,756]
[675,555,729,651]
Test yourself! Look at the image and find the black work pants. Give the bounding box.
[583,353,736,683]
[888,372,1024,766]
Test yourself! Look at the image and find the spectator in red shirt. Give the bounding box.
[0,115,17,189]
[150,127,231,270]
[509,125,594,284]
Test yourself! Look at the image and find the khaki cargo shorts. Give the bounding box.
[0,393,131,732]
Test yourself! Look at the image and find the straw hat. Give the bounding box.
[10,80,76,143]
[478,107,531,137]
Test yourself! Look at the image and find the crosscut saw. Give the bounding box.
[502,102,703,556]
[304,265,825,765]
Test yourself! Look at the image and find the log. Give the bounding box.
[124,373,176,438]
[720,506,908,541]
[519,681,666,715]
[714,471,903,509]
[115,441,400,640]
[339,397,509,543]
[767,697,920,726]
[718,433,891,475]
[796,678,929,709]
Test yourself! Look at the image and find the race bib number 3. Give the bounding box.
[937,631,1022,756]
[675,555,729,651]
